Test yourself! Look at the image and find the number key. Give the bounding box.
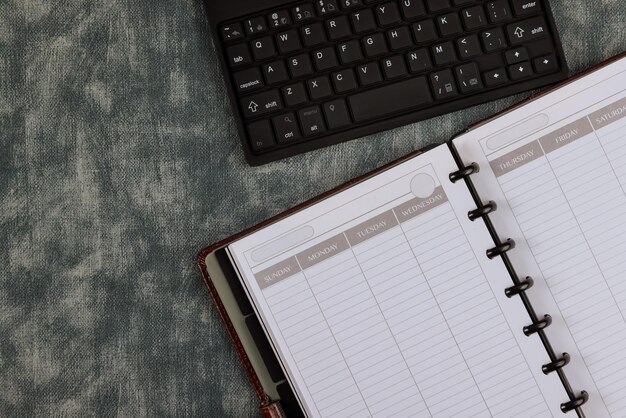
[316,0,339,15]
[293,4,316,22]
[268,10,291,29]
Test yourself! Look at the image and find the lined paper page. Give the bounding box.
[453,56,626,417]
[228,145,567,417]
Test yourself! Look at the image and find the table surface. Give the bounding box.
[1,1,624,416]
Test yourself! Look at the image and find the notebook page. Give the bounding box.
[453,56,626,417]
[227,145,567,417]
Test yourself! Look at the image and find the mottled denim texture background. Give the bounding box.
[0,0,624,416]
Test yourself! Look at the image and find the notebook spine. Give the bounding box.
[447,149,589,417]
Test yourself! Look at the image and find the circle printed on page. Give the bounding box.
[410,173,436,199]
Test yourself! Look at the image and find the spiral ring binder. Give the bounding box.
[449,162,479,183]
[505,277,534,297]
[523,314,552,336]
[561,392,589,413]
[447,146,589,417]
[468,201,497,221]
[486,239,515,259]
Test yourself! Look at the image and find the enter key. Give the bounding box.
[507,16,548,45]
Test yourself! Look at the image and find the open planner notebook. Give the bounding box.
[198,52,626,418]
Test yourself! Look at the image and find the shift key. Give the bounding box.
[348,77,432,123]
[241,90,283,119]
[507,17,548,45]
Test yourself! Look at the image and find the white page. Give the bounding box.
[453,55,626,417]
[227,144,568,417]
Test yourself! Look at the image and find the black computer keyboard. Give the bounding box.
[213,0,567,165]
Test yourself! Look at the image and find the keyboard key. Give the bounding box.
[276,30,302,54]
[401,0,426,20]
[293,4,316,22]
[244,17,268,35]
[313,47,339,71]
[241,90,283,119]
[382,55,407,79]
[298,106,327,136]
[363,33,388,57]
[486,0,512,23]
[302,23,327,47]
[507,17,548,45]
[455,62,482,93]
[326,15,352,40]
[407,49,432,73]
[534,54,557,73]
[247,120,276,151]
[332,69,358,92]
[338,40,363,63]
[351,9,377,33]
[263,61,289,84]
[505,47,529,64]
[221,23,244,42]
[282,83,309,106]
[481,28,507,52]
[315,0,339,15]
[484,68,508,86]
[453,0,475,5]
[430,69,458,100]
[357,62,383,85]
[233,67,265,94]
[413,20,438,43]
[349,77,432,122]
[509,61,533,80]
[462,6,487,30]
[375,3,402,27]
[226,43,252,67]
[426,0,450,12]
[307,76,334,99]
[273,113,302,143]
[511,0,542,16]
[437,13,463,37]
[323,99,352,129]
[339,0,362,9]
[288,54,314,77]
[251,37,277,61]
[387,27,413,51]
[457,35,482,58]
[432,41,456,66]
[269,10,291,29]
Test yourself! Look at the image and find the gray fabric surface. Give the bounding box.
[0,0,624,416]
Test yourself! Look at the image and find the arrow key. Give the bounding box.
[484,68,508,87]
[534,54,558,74]
[241,90,283,119]
[505,47,529,64]
[509,61,533,80]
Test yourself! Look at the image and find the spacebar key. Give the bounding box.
[348,77,433,123]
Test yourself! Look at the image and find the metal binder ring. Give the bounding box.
[486,239,515,259]
[561,391,589,413]
[505,277,534,298]
[468,201,497,221]
[523,314,552,336]
[449,163,479,183]
[542,352,570,375]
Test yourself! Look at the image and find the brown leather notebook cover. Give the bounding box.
[196,50,625,417]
